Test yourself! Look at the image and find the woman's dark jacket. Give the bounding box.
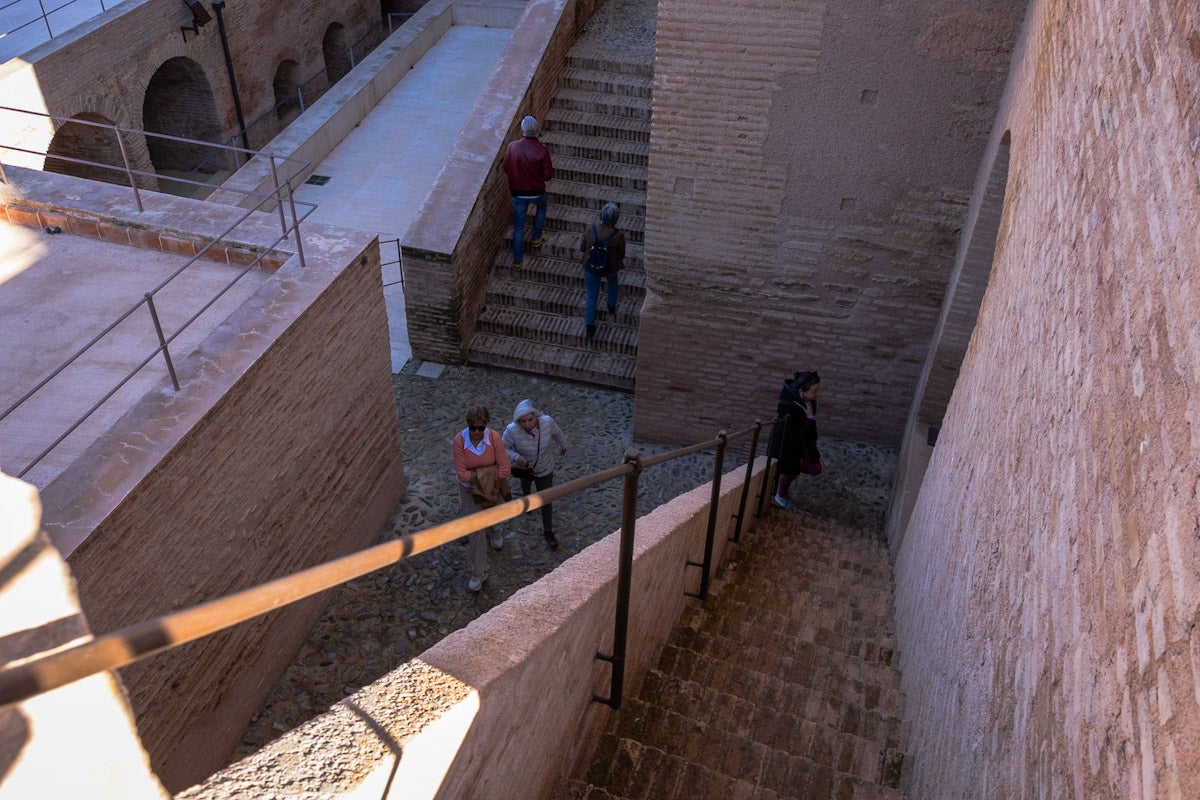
[768,378,819,474]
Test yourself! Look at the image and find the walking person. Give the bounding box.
[580,202,626,340]
[502,399,569,550]
[452,405,512,591]
[769,370,822,510]
[503,114,554,269]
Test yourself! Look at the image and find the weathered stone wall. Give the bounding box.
[634,0,1026,445]
[0,0,376,157]
[5,169,406,792]
[893,0,1200,796]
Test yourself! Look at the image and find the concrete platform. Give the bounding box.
[0,222,267,488]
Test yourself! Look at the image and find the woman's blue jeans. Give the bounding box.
[584,269,619,325]
[511,194,547,264]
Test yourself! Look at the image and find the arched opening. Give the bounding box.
[322,23,351,84]
[273,60,304,124]
[886,131,1012,551]
[44,113,128,186]
[142,56,225,191]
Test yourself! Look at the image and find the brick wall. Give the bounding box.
[634,0,1025,445]
[0,0,376,157]
[7,169,406,792]
[893,0,1200,796]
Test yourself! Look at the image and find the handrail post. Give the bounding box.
[685,431,726,600]
[593,449,642,709]
[112,125,143,212]
[269,154,289,232]
[758,417,780,517]
[730,420,762,543]
[283,173,307,268]
[296,86,306,112]
[144,294,180,391]
[37,0,52,37]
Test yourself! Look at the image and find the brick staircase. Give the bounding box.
[558,511,908,800]
[468,54,652,390]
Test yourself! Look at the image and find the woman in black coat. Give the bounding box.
[769,370,821,510]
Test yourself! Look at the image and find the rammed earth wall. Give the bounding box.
[893,1,1200,797]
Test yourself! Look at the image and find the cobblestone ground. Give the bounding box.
[231,361,897,760]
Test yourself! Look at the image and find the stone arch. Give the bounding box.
[322,22,351,84]
[272,59,304,124]
[886,131,1012,551]
[43,112,128,186]
[141,56,224,175]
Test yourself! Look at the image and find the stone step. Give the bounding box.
[656,643,904,730]
[551,164,648,199]
[495,236,646,273]
[544,108,651,143]
[518,205,645,246]
[552,87,653,121]
[678,597,897,661]
[560,66,653,99]
[467,331,636,391]
[483,277,643,322]
[475,305,638,355]
[613,694,903,791]
[564,53,654,78]
[581,732,904,800]
[541,130,650,168]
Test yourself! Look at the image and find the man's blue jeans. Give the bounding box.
[584,269,619,325]
[511,194,547,264]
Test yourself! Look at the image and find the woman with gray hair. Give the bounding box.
[580,202,626,340]
[502,399,569,549]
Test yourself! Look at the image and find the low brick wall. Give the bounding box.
[180,457,769,800]
[3,168,406,792]
[403,0,603,364]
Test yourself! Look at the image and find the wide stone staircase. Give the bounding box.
[468,53,652,390]
[557,510,908,799]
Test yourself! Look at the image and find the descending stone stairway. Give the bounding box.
[468,54,652,391]
[558,511,909,800]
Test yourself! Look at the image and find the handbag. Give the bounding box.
[510,465,535,481]
[798,453,822,475]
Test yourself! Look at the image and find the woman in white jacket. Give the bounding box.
[502,399,569,549]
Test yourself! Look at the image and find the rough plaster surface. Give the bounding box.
[893,0,1200,797]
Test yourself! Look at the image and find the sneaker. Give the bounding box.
[512,261,523,270]
[468,577,483,592]
[585,324,596,340]
[530,233,549,247]
[772,495,797,510]
[544,532,559,550]
[488,531,504,550]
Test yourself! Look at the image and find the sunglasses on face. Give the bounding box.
[468,425,486,432]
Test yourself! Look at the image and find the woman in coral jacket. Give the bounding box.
[452,405,511,592]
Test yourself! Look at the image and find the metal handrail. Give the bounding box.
[0,420,771,709]
[0,111,317,478]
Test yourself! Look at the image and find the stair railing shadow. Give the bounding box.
[0,416,778,713]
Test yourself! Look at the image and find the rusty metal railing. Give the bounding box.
[0,420,774,711]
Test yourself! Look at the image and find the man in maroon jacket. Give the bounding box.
[502,115,554,268]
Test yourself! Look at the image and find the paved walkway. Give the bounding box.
[291,24,514,372]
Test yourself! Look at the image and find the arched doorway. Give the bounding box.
[141,56,225,186]
[322,23,351,85]
[273,60,304,125]
[44,112,128,186]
